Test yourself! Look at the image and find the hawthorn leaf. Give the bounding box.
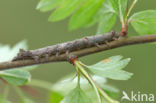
[69,0,104,30]
[0,40,27,62]
[60,86,93,103]
[103,0,127,22]
[48,91,64,103]
[52,75,106,95]
[129,10,156,35]
[20,97,34,103]
[36,0,63,12]
[49,0,83,22]
[81,55,133,80]
[0,41,38,71]
[96,0,117,34]
[109,0,118,13]
[0,69,31,86]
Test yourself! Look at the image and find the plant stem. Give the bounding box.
[119,0,125,27]
[75,61,102,103]
[127,0,138,18]
[76,66,81,88]
[28,79,53,91]
[76,61,119,103]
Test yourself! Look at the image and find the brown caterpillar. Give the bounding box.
[12,31,120,62]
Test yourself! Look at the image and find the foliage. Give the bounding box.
[60,86,92,103]
[80,56,133,80]
[37,0,156,35]
[0,69,31,86]
[0,0,156,103]
[0,41,37,102]
[129,10,156,35]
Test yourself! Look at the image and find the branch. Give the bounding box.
[0,34,156,70]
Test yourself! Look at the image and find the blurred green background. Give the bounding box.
[0,0,155,102]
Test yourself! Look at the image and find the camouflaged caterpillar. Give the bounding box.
[12,31,120,62]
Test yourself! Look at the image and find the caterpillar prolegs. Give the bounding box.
[12,31,120,62]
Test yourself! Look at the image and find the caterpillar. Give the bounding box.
[12,31,120,62]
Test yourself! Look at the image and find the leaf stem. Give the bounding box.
[119,0,125,27]
[127,0,138,18]
[76,66,81,88]
[75,61,119,103]
[75,61,102,103]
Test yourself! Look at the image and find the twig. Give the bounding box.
[0,34,156,70]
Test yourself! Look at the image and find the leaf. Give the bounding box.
[102,0,127,22]
[36,0,63,12]
[20,97,34,103]
[109,0,118,13]
[0,41,38,71]
[129,10,156,35]
[60,86,93,103]
[69,0,104,30]
[52,74,106,95]
[81,55,133,80]
[0,40,27,62]
[49,0,83,22]
[96,0,117,34]
[0,69,31,86]
[48,91,64,103]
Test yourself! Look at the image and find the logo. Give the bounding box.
[121,91,155,102]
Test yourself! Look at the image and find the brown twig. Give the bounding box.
[0,34,156,70]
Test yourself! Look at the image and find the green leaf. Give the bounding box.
[0,41,38,71]
[52,74,106,95]
[96,0,117,34]
[36,0,63,12]
[0,69,31,86]
[49,0,83,22]
[48,91,64,103]
[60,86,93,103]
[69,0,104,30]
[81,55,133,80]
[104,0,127,22]
[129,10,156,35]
[0,40,27,62]
[20,97,34,103]
[109,0,118,13]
